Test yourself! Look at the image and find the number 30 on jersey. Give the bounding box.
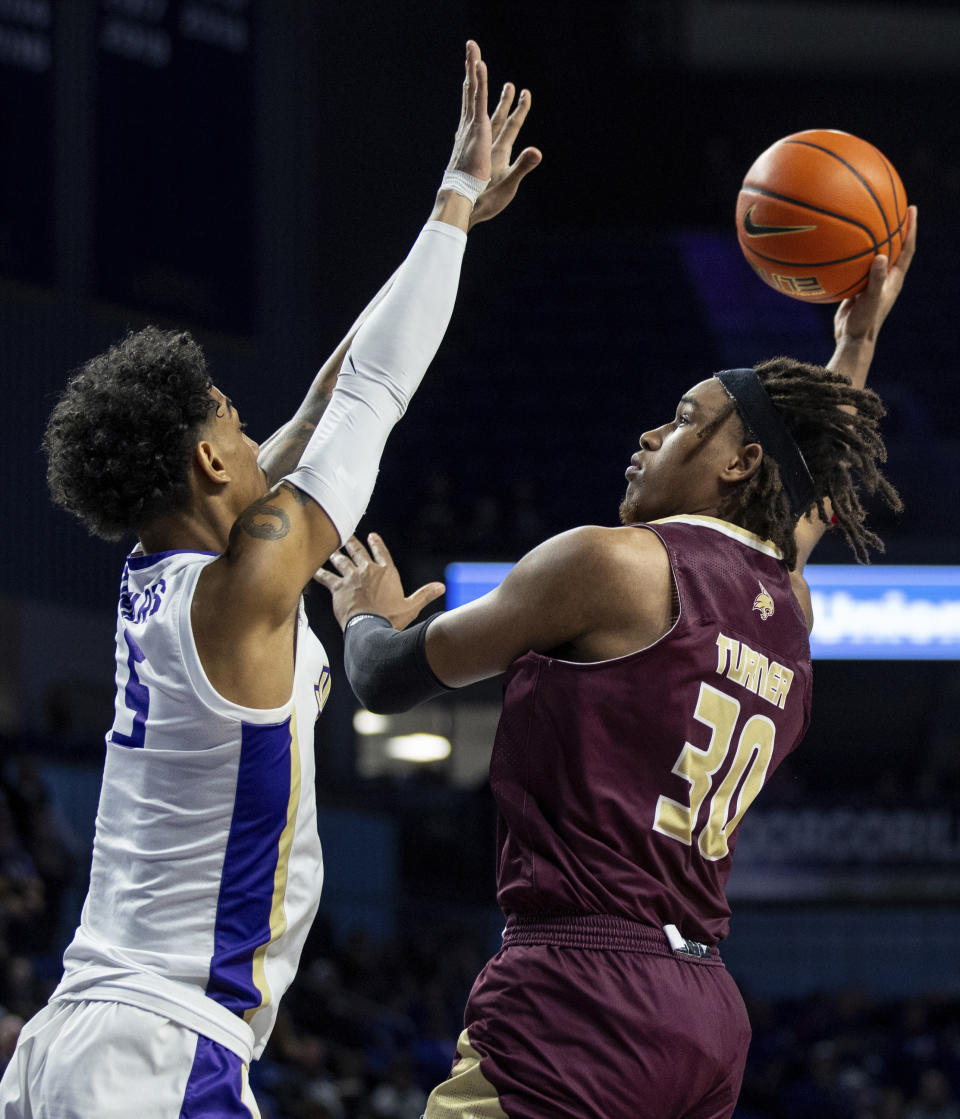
[653,682,776,861]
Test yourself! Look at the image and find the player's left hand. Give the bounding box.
[469,82,542,228]
[314,533,444,632]
[834,204,917,346]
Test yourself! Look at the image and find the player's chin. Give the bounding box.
[619,480,666,525]
[619,494,642,525]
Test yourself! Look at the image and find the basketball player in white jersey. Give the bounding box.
[0,41,540,1118]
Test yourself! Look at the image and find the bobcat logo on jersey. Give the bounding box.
[753,581,775,621]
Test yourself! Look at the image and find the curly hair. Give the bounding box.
[708,357,901,568]
[43,327,218,541]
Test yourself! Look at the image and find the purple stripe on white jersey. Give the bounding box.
[205,718,293,1016]
[179,1035,251,1118]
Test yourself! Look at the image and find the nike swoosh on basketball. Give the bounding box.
[742,206,817,237]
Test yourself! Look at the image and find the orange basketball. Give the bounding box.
[736,129,907,303]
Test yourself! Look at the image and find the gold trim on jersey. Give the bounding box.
[245,711,301,1022]
[241,1062,262,1118]
[425,1029,509,1118]
[650,514,783,559]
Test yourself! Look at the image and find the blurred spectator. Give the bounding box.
[0,1010,23,1077]
[0,792,44,957]
[736,993,960,1119]
[905,1069,960,1119]
[1,749,959,1117]
[1,757,77,952]
[367,1056,426,1118]
[874,1087,908,1119]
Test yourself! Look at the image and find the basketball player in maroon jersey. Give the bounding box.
[316,209,916,1119]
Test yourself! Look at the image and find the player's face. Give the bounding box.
[619,378,744,524]
[207,387,267,507]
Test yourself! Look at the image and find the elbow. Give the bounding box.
[348,672,420,716]
[343,613,453,715]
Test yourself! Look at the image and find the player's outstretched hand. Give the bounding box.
[469,82,542,228]
[446,40,493,186]
[834,204,917,347]
[314,533,444,632]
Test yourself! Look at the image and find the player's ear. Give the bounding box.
[194,439,231,486]
[721,441,762,485]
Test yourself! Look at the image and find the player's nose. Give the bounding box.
[638,428,661,452]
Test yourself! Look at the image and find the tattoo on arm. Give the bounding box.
[234,497,291,541]
[277,480,311,505]
[228,481,314,549]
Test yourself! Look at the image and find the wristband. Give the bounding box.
[439,169,490,205]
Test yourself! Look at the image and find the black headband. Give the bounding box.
[713,368,815,517]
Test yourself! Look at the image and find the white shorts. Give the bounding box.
[0,1000,260,1118]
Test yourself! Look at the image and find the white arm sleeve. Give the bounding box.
[282,219,467,543]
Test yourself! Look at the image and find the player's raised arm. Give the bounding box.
[192,42,540,706]
[791,204,917,573]
[257,67,542,485]
[256,270,400,485]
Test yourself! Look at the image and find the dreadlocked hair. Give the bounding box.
[43,326,217,541]
[716,357,901,569]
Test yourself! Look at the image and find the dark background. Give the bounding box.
[2,1,957,611]
[0,0,957,880]
[1,3,959,1116]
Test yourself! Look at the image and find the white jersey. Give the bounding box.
[52,548,331,1062]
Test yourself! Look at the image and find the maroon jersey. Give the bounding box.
[491,514,813,944]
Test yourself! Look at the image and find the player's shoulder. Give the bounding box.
[520,523,668,577]
[513,526,672,626]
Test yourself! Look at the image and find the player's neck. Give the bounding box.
[138,506,229,558]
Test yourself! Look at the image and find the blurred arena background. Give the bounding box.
[1,3,959,1116]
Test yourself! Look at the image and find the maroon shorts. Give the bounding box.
[425,915,751,1119]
